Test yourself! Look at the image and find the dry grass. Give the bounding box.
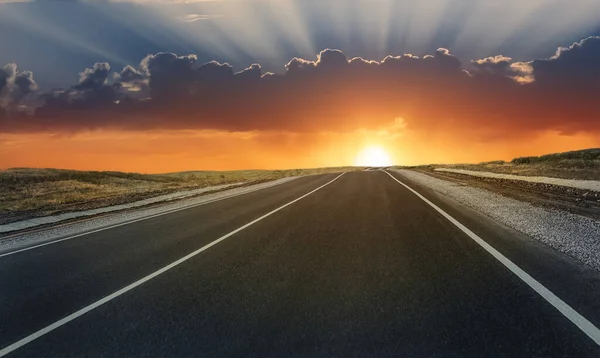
[0,166,361,224]
[395,148,600,180]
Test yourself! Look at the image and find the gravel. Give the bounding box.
[0,177,299,254]
[394,169,600,271]
[435,168,600,192]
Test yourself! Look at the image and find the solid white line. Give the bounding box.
[0,172,345,357]
[0,178,299,258]
[383,170,600,347]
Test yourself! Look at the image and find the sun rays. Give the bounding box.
[2,0,600,78]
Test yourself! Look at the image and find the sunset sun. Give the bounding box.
[354,146,393,167]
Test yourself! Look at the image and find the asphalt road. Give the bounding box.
[1,170,600,357]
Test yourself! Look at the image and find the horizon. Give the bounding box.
[2,146,598,175]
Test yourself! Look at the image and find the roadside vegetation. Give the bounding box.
[0,167,361,224]
[396,148,600,180]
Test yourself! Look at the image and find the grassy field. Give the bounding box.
[0,166,361,224]
[396,148,600,180]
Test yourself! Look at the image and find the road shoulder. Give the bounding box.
[0,177,300,255]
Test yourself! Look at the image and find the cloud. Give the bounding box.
[178,14,221,22]
[0,66,11,94]
[0,63,39,108]
[34,62,122,121]
[2,36,600,139]
[75,62,111,90]
[13,70,37,95]
[137,52,197,100]
[471,55,514,76]
[0,0,221,3]
[118,64,145,83]
[531,36,600,88]
[234,63,261,82]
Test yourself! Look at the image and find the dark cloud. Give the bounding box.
[118,65,144,83]
[315,49,348,70]
[139,52,197,101]
[34,62,121,119]
[285,57,316,75]
[196,61,234,83]
[0,63,39,109]
[234,63,262,82]
[74,62,111,91]
[13,71,38,98]
[284,49,351,75]
[0,67,9,93]
[0,64,17,97]
[2,37,600,137]
[531,36,600,88]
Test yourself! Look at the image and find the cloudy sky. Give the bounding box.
[1,0,600,172]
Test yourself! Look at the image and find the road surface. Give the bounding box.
[1,171,600,357]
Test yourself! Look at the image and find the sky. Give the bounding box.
[1,0,600,172]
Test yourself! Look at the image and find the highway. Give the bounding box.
[1,170,600,357]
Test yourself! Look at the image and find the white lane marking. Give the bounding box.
[0,172,345,357]
[0,178,301,258]
[383,170,600,346]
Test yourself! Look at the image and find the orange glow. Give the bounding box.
[1,127,599,173]
[354,146,393,167]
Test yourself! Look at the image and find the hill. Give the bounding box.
[400,148,600,180]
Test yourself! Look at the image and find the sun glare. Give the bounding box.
[354,146,393,167]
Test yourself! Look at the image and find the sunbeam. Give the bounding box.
[0,3,128,66]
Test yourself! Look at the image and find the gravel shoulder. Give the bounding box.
[422,169,600,221]
[436,168,600,192]
[393,169,600,271]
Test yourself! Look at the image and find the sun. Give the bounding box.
[354,146,393,167]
